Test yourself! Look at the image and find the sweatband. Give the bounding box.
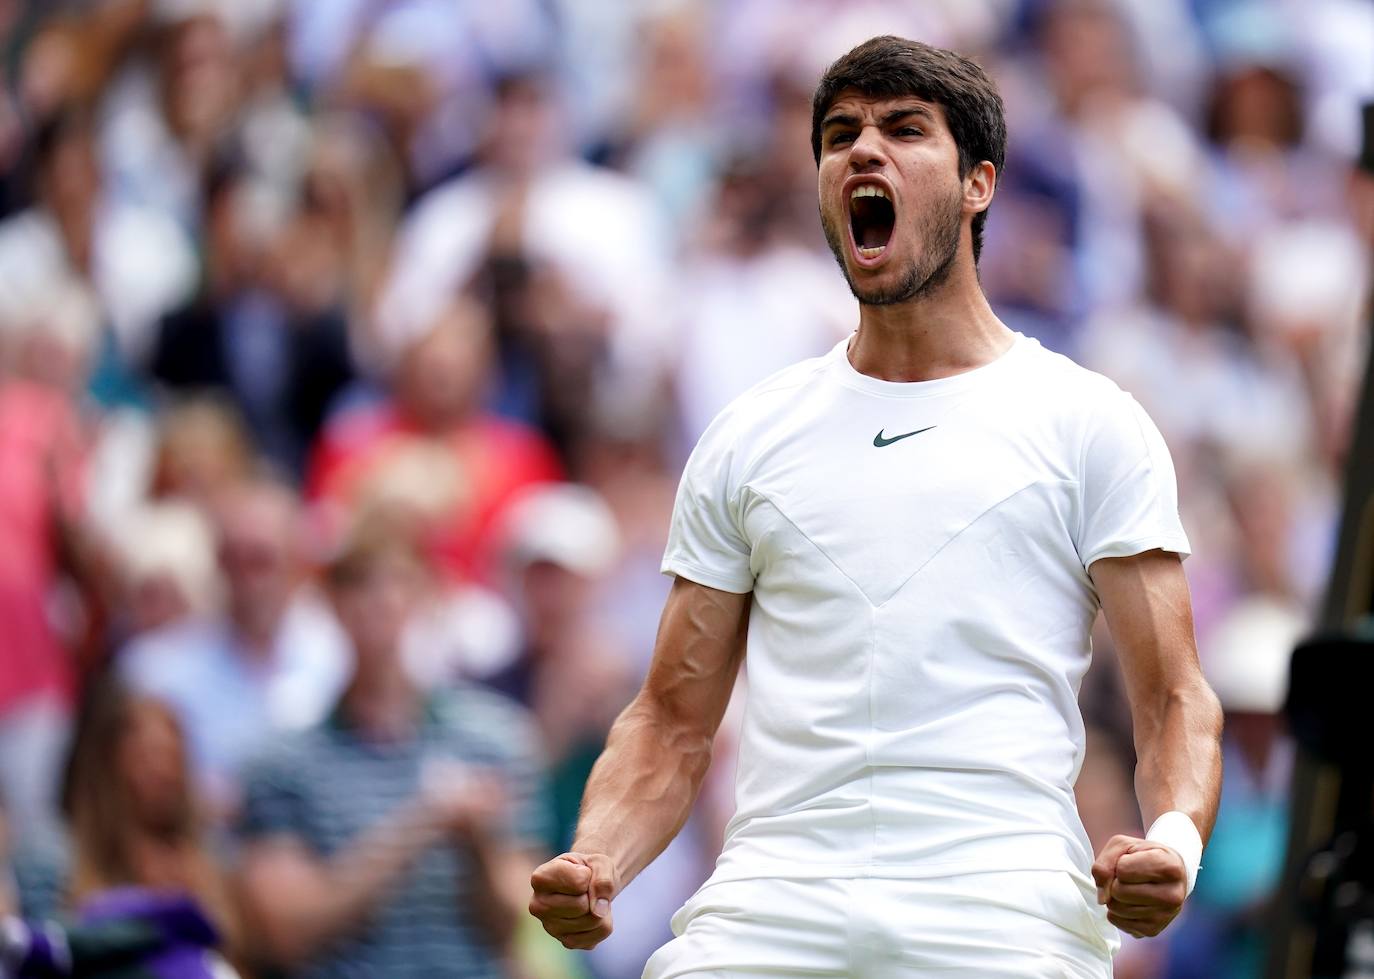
[1145,810,1203,896]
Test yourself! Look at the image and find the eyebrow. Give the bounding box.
[821,104,937,133]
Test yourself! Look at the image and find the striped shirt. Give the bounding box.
[237,685,550,978]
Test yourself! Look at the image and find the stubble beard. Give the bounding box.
[821,188,963,307]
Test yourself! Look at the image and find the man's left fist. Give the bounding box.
[1090,834,1187,938]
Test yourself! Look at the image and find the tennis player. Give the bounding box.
[529,35,1223,977]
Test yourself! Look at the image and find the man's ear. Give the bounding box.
[963,161,996,216]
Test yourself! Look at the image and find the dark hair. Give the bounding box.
[811,36,1007,262]
[1205,64,1304,150]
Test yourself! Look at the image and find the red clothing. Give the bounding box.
[0,381,85,712]
[306,405,563,581]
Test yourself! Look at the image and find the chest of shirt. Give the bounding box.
[733,382,1083,607]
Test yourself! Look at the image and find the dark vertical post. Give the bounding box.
[1266,102,1374,979]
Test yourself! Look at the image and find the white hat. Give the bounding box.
[1202,596,1308,713]
[501,484,621,578]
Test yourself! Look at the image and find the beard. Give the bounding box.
[821,187,963,306]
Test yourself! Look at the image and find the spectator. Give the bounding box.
[0,104,195,388]
[0,282,97,851]
[376,70,673,422]
[235,513,548,978]
[8,675,240,972]
[146,148,358,477]
[101,3,244,232]
[12,679,239,958]
[306,296,562,582]
[118,477,350,820]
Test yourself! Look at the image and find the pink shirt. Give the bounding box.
[0,381,85,711]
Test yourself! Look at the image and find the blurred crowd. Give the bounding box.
[0,0,1369,976]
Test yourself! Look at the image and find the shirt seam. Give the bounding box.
[748,489,874,606]
[661,554,754,592]
[1081,533,1191,569]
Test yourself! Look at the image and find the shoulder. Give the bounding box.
[401,171,490,231]
[1015,338,1132,404]
[1010,339,1156,442]
[241,725,331,785]
[118,619,222,689]
[695,348,838,446]
[432,685,541,758]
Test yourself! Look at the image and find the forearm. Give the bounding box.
[1131,680,1224,842]
[463,839,534,947]
[256,805,439,963]
[571,695,715,889]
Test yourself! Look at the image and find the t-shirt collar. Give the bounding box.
[828,330,1031,399]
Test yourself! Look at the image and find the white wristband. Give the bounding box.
[1145,810,1203,896]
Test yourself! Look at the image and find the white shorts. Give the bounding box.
[642,870,1119,978]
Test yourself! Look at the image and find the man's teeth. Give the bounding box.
[858,245,885,258]
[850,185,889,200]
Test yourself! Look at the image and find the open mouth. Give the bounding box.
[849,184,895,261]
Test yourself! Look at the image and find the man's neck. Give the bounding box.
[847,262,1014,382]
[339,661,422,742]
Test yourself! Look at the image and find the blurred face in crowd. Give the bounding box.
[817,91,966,305]
[1208,66,1303,151]
[37,121,99,243]
[1144,213,1237,325]
[214,485,299,644]
[520,560,595,644]
[1040,3,1136,111]
[129,570,195,637]
[482,76,558,176]
[117,699,192,836]
[154,402,255,503]
[330,546,428,667]
[396,300,493,431]
[159,15,238,143]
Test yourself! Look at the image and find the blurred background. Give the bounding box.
[0,0,1369,977]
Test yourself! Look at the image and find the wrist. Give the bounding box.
[1145,810,1203,896]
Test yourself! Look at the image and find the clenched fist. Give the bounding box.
[529,852,620,950]
[1091,834,1188,939]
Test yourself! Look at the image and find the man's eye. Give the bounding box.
[896,127,923,137]
[830,133,854,146]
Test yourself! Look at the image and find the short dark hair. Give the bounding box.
[811,36,1007,262]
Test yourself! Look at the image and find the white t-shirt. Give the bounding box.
[661,330,1190,887]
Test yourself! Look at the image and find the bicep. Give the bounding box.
[638,576,750,735]
[1089,548,1202,706]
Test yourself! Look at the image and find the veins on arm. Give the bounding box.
[1090,549,1224,841]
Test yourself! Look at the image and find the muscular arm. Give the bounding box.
[1088,548,1225,936]
[1092,548,1223,839]
[529,576,749,949]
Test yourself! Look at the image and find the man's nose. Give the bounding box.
[848,125,887,171]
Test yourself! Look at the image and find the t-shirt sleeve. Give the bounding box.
[236,750,316,848]
[660,413,754,593]
[1077,388,1191,568]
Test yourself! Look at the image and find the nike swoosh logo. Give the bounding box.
[873,425,936,447]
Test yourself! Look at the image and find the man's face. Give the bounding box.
[817,91,966,305]
[332,553,427,662]
[215,489,296,629]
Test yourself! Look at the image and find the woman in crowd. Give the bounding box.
[12,677,239,972]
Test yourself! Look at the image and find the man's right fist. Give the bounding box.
[529,852,619,950]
